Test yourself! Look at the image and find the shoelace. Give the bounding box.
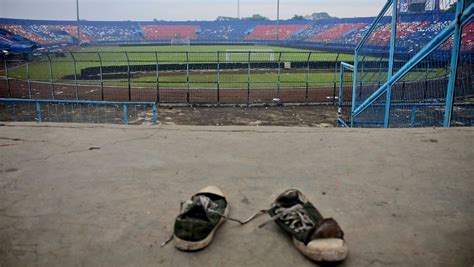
[272,204,315,233]
[161,195,267,247]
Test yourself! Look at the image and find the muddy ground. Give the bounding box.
[158,105,337,127]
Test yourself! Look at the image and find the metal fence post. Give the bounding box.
[384,0,398,128]
[97,52,104,101]
[217,51,220,104]
[333,53,341,105]
[306,52,312,101]
[155,51,160,103]
[123,104,128,125]
[46,53,55,100]
[70,52,79,100]
[35,101,42,123]
[26,61,32,99]
[4,59,11,98]
[247,51,251,105]
[277,52,282,99]
[152,103,157,125]
[424,60,429,99]
[338,64,345,123]
[351,50,359,127]
[125,52,131,101]
[443,0,464,127]
[410,105,417,128]
[186,51,190,103]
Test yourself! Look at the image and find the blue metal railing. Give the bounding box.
[338,62,354,127]
[347,0,473,128]
[0,98,158,125]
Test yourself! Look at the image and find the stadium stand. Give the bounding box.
[141,25,199,40]
[0,24,47,44]
[0,13,468,53]
[289,23,332,41]
[197,21,254,41]
[311,23,368,42]
[80,24,142,42]
[311,23,367,42]
[245,25,307,40]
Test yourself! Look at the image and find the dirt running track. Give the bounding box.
[0,79,341,103]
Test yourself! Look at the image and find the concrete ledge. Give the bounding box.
[0,124,473,266]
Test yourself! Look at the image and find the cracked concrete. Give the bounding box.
[0,123,473,267]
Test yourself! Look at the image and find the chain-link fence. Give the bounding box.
[0,51,351,105]
[345,0,473,128]
[0,99,158,125]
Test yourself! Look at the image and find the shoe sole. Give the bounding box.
[173,204,230,251]
[293,237,348,262]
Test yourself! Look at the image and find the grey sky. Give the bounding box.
[0,0,386,21]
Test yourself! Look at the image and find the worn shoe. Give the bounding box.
[265,189,348,262]
[170,186,229,251]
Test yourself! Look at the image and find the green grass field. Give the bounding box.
[3,45,447,89]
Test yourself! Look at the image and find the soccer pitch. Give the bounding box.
[4,45,446,90]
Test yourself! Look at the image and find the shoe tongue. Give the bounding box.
[276,190,302,207]
[182,196,212,221]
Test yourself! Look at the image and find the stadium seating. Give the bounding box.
[245,25,307,40]
[311,23,368,43]
[80,24,142,42]
[0,24,47,44]
[367,21,431,47]
[141,25,199,40]
[0,14,470,53]
[197,22,254,41]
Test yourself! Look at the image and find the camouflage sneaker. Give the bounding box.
[162,186,229,251]
[261,189,348,262]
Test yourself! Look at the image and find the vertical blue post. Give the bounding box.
[98,52,104,101]
[352,0,393,127]
[410,105,416,128]
[384,0,398,128]
[70,52,79,100]
[443,0,464,128]
[123,104,128,125]
[152,104,157,125]
[186,51,190,104]
[351,50,358,127]
[338,64,344,125]
[47,53,55,100]
[4,59,11,98]
[125,52,131,102]
[26,61,32,99]
[35,101,42,123]
[217,51,220,104]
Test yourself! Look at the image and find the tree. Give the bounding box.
[242,14,269,21]
[290,15,306,20]
[216,16,239,21]
[305,12,336,20]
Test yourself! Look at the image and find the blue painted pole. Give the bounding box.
[351,50,358,127]
[152,104,157,125]
[352,5,473,119]
[410,105,416,128]
[443,0,465,127]
[353,3,473,121]
[351,0,393,127]
[338,64,345,126]
[123,104,128,125]
[35,101,42,123]
[384,0,398,128]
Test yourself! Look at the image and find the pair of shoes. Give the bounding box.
[161,186,348,262]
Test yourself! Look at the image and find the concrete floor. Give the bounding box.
[0,123,473,267]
